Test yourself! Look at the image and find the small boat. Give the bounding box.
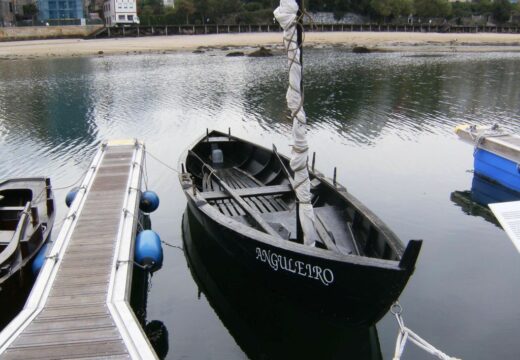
[455,124,520,192]
[178,130,422,326]
[0,178,55,297]
[182,206,383,359]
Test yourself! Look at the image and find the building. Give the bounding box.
[37,0,84,20]
[1,0,33,25]
[163,0,173,8]
[103,0,138,25]
[0,0,15,26]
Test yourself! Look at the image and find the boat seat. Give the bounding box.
[0,230,14,244]
[314,206,360,256]
[200,184,292,201]
[205,136,236,143]
[0,206,26,212]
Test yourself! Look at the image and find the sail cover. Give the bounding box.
[274,0,318,245]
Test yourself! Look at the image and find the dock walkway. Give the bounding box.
[0,140,157,359]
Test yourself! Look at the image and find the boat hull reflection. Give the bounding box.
[182,206,382,360]
[451,174,520,227]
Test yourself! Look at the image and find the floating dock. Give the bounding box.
[456,124,520,192]
[0,140,157,359]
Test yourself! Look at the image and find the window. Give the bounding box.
[127,15,133,21]
[9,2,13,12]
[118,14,125,20]
[68,1,75,8]
[49,1,56,9]
[59,1,66,9]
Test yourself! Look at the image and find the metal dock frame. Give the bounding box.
[0,139,157,359]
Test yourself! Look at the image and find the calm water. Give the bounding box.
[1,48,519,359]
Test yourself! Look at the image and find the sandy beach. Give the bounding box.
[1,32,520,59]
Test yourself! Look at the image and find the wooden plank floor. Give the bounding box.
[2,146,136,359]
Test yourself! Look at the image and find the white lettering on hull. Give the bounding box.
[255,247,334,286]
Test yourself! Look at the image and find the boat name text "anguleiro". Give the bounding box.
[255,247,334,286]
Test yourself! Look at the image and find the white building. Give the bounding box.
[103,0,138,26]
[163,0,174,8]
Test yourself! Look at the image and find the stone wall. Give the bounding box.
[0,25,103,41]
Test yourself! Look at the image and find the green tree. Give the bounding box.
[371,0,412,21]
[22,3,38,23]
[174,0,196,24]
[492,0,512,23]
[392,0,413,17]
[413,0,452,18]
[371,0,392,19]
[472,0,493,15]
[210,0,242,23]
[193,0,210,24]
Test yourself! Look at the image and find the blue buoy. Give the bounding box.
[140,191,160,213]
[32,243,48,276]
[135,230,163,272]
[65,187,79,207]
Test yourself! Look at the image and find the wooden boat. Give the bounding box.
[182,206,382,359]
[178,130,422,326]
[0,178,55,292]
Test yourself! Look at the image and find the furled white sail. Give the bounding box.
[274,0,318,246]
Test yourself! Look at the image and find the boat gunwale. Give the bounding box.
[178,130,411,270]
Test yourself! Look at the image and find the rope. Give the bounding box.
[468,123,508,156]
[145,150,179,174]
[123,209,184,252]
[161,241,184,252]
[51,167,90,191]
[391,302,461,360]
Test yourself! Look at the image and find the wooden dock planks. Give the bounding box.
[0,142,155,359]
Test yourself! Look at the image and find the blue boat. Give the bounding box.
[456,124,520,192]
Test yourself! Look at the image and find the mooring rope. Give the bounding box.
[467,123,508,156]
[124,208,184,253]
[145,150,179,174]
[391,302,461,360]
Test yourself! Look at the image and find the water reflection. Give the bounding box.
[244,50,520,145]
[0,58,99,179]
[182,206,382,360]
[451,174,520,227]
[0,50,519,359]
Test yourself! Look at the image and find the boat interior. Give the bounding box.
[0,179,52,276]
[185,132,402,262]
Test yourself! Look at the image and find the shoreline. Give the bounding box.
[1,32,520,59]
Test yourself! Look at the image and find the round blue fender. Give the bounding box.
[140,191,160,213]
[32,243,48,276]
[65,187,79,207]
[135,230,163,272]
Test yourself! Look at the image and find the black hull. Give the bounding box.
[179,130,421,327]
[186,198,409,326]
[182,206,383,360]
[0,259,36,329]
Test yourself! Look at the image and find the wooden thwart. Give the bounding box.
[200,184,292,201]
[189,150,282,238]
